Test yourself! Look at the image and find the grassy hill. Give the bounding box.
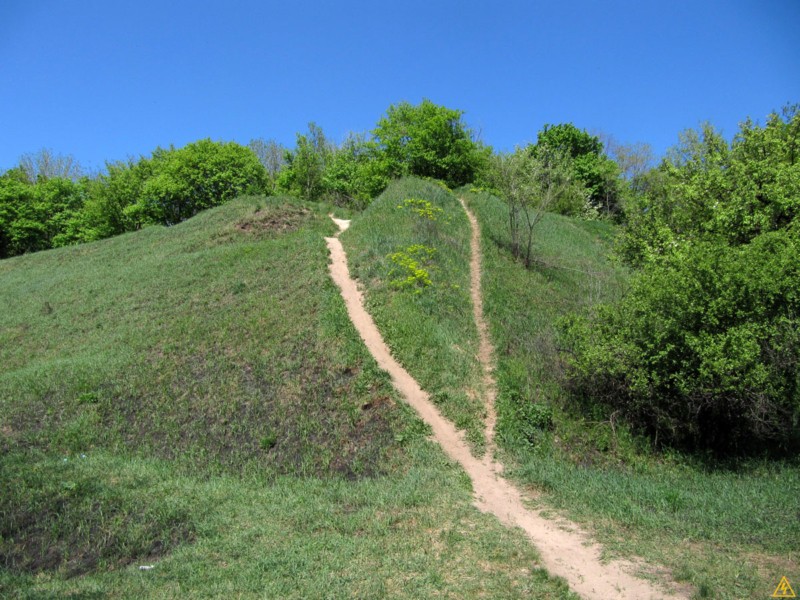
[343,181,798,599]
[3,179,796,598]
[0,191,576,598]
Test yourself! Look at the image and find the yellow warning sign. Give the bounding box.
[773,576,797,598]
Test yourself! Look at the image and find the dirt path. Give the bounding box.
[325,216,685,600]
[459,197,500,466]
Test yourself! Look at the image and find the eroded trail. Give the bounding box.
[459,197,500,465]
[325,216,684,600]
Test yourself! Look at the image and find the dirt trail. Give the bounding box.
[459,197,499,466]
[325,216,685,600]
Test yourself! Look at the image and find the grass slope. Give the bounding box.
[1,193,575,598]
[462,190,799,600]
[343,178,487,451]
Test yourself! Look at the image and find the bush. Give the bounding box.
[0,173,87,257]
[561,228,800,453]
[372,99,488,188]
[132,139,267,226]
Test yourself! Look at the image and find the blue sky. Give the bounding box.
[2,0,798,174]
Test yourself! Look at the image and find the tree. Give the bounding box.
[535,123,604,159]
[80,157,157,239]
[248,138,287,193]
[489,146,585,267]
[563,228,800,453]
[620,105,800,265]
[372,99,486,188]
[0,171,87,257]
[18,148,83,183]
[131,139,267,226]
[608,140,654,189]
[565,104,800,453]
[534,123,622,214]
[322,133,388,208]
[276,123,332,201]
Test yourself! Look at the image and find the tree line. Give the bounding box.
[562,104,800,454]
[0,99,629,260]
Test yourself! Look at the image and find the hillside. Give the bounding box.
[3,179,797,598]
[0,191,575,598]
[341,181,797,599]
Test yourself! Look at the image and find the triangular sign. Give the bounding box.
[773,576,797,598]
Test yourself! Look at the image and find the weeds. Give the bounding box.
[389,244,436,292]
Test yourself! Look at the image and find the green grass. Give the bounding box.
[461,190,800,599]
[1,446,579,599]
[0,193,576,598]
[343,178,487,451]
[0,196,397,478]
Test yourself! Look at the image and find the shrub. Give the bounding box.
[372,99,488,188]
[133,139,267,226]
[561,228,800,453]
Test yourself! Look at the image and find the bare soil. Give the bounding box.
[326,214,686,600]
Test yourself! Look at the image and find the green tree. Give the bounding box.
[80,157,157,239]
[322,133,388,208]
[276,123,331,201]
[620,105,800,265]
[0,172,87,257]
[534,123,622,214]
[131,139,267,226]
[565,104,800,453]
[372,99,486,188]
[489,146,585,267]
[563,228,800,452]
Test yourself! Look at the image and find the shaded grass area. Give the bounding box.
[1,193,575,597]
[462,190,800,599]
[343,178,487,451]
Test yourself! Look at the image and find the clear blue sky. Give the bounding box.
[2,0,798,174]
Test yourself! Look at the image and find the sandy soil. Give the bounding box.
[325,214,685,600]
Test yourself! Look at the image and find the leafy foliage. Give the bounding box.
[620,105,800,265]
[486,147,586,267]
[372,99,488,188]
[534,123,622,215]
[564,105,800,453]
[131,139,267,226]
[0,173,87,257]
[0,139,267,257]
[276,122,332,201]
[322,133,389,207]
[563,229,800,452]
[276,100,486,206]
